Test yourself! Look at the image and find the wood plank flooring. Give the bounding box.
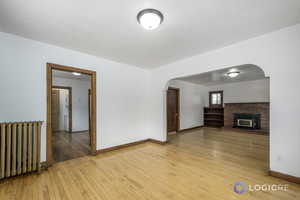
[53,131,90,162]
[1,127,300,199]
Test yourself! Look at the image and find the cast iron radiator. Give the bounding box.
[0,121,42,179]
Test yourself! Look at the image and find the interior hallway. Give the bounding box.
[1,128,299,199]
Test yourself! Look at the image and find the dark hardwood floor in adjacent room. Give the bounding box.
[53,131,90,162]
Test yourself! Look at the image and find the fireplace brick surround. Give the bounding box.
[224,102,270,132]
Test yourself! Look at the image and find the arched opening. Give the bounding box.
[163,64,270,172]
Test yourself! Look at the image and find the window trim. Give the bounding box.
[209,91,223,108]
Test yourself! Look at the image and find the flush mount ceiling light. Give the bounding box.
[226,71,240,78]
[72,72,81,76]
[137,9,164,30]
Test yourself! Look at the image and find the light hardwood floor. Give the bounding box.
[1,127,300,200]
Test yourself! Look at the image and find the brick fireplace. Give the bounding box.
[224,102,269,132]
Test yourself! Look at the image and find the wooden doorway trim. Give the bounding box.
[52,86,72,133]
[88,89,92,145]
[88,89,91,132]
[166,87,180,133]
[47,63,97,166]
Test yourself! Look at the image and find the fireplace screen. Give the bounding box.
[233,113,261,129]
[237,119,253,127]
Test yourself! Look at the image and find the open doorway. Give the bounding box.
[52,86,72,133]
[47,63,96,165]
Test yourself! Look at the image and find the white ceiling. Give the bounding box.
[53,70,91,81]
[175,64,266,86]
[1,0,300,69]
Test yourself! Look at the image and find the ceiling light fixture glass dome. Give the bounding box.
[226,71,240,78]
[137,9,164,30]
[72,72,81,76]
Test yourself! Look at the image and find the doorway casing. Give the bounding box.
[47,63,97,166]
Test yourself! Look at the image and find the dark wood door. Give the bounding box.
[167,88,179,132]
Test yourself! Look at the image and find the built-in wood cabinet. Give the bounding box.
[204,107,224,127]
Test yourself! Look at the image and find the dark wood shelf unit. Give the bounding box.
[204,118,223,122]
[204,107,224,127]
[204,113,224,116]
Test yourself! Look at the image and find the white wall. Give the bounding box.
[0,32,150,162]
[53,77,91,132]
[168,80,207,129]
[148,23,300,178]
[205,78,270,106]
